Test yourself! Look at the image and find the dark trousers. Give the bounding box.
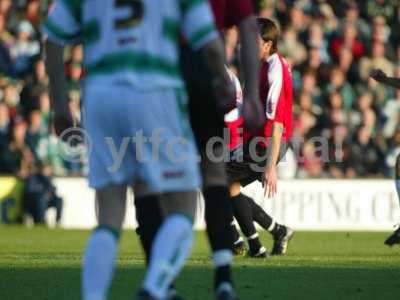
[24,193,63,225]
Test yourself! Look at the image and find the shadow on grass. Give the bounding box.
[1,265,400,300]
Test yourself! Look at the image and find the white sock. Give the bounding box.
[143,214,193,299]
[82,228,118,300]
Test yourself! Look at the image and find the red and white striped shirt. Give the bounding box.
[225,53,293,149]
[258,53,293,142]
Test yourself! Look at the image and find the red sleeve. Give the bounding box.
[209,0,225,31]
[209,0,254,31]
[224,0,254,28]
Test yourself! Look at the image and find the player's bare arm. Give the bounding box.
[238,16,265,129]
[200,39,236,113]
[263,121,283,198]
[370,68,400,89]
[44,40,74,136]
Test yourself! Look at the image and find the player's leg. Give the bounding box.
[82,184,127,300]
[385,152,400,246]
[182,45,237,299]
[200,146,237,296]
[229,181,267,257]
[134,194,185,300]
[80,85,137,300]
[138,191,197,300]
[134,194,163,264]
[229,218,246,255]
[242,142,293,255]
[132,88,201,299]
[240,193,293,255]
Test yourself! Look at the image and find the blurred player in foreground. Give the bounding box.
[135,1,263,299]
[225,18,294,258]
[370,68,400,246]
[43,1,232,299]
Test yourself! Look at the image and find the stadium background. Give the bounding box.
[0,1,400,299]
[0,0,400,224]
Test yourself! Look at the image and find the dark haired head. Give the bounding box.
[257,18,279,53]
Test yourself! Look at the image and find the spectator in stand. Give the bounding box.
[23,162,63,225]
[306,22,330,64]
[297,46,331,83]
[298,141,325,178]
[0,116,30,175]
[325,66,356,111]
[340,0,370,40]
[364,0,396,20]
[371,16,393,56]
[0,14,14,75]
[288,2,309,36]
[10,20,40,78]
[25,0,41,26]
[359,40,394,82]
[279,26,307,66]
[330,22,365,61]
[299,69,323,108]
[36,126,66,176]
[38,89,50,129]
[349,126,383,177]
[25,109,44,157]
[0,0,12,19]
[349,92,374,130]
[337,47,359,85]
[328,124,354,178]
[20,59,48,118]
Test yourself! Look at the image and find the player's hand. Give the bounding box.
[370,69,387,83]
[262,166,277,199]
[213,76,236,114]
[242,92,265,130]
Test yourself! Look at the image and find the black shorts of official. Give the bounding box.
[226,140,289,187]
[180,45,225,150]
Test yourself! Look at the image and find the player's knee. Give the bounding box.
[96,185,127,233]
[97,213,124,233]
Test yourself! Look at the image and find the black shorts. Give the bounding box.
[226,141,289,187]
[180,45,225,150]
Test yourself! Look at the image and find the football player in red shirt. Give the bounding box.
[225,18,294,257]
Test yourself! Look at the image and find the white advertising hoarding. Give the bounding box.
[54,178,400,231]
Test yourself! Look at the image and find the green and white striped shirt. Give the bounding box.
[43,0,218,90]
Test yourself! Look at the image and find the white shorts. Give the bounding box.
[82,84,201,194]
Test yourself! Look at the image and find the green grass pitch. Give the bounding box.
[1,227,400,300]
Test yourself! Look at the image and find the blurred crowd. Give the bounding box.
[0,0,83,180]
[0,0,399,180]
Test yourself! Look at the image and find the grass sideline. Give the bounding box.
[1,227,400,300]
